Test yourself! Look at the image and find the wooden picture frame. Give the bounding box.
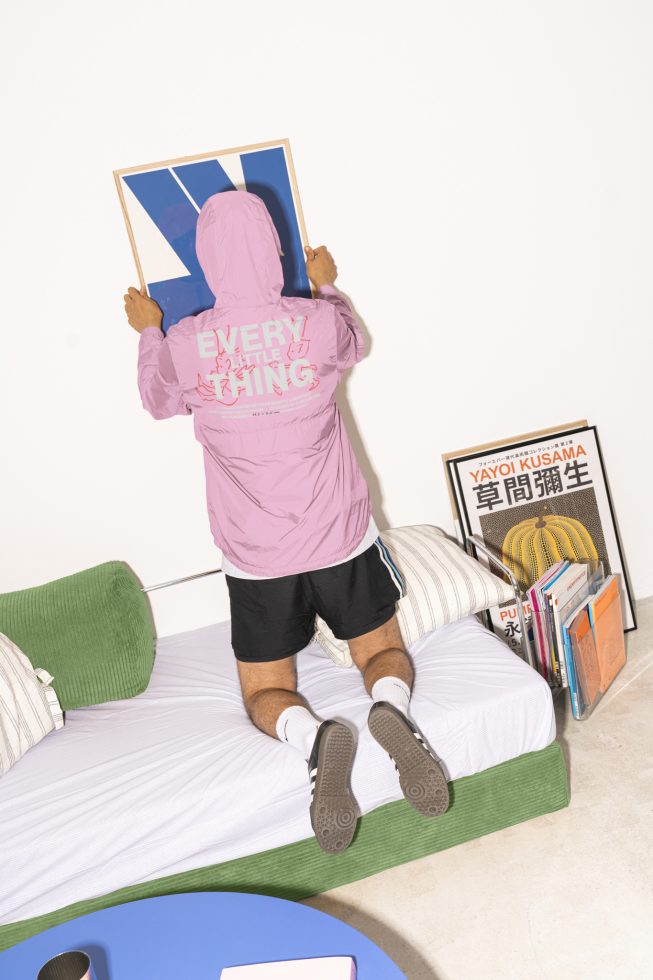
[114,138,313,333]
[442,420,589,530]
[442,421,637,648]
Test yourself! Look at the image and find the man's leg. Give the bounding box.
[348,611,449,818]
[236,655,359,854]
[237,655,321,760]
[347,613,413,714]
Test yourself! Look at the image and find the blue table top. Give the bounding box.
[0,892,404,979]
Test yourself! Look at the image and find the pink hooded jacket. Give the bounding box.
[137,190,372,577]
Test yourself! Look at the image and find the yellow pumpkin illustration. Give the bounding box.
[502,509,599,591]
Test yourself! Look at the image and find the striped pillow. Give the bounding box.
[313,524,515,667]
[0,631,64,776]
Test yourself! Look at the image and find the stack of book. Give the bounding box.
[527,562,626,719]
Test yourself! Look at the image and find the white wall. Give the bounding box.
[1,1,651,636]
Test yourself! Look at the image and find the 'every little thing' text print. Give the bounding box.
[195,315,320,416]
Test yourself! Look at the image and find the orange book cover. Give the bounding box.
[590,575,626,692]
[570,607,601,706]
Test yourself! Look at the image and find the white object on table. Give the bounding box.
[220,955,356,978]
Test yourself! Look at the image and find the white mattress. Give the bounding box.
[0,615,555,925]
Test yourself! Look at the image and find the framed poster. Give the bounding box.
[443,422,637,653]
[114,138,312,334]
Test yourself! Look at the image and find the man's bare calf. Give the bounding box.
[347,614,413,700]
[236,612,413,746]
[236,610,448,853]
[237,654,307,739]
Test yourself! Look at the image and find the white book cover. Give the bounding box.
[220,956,356,978]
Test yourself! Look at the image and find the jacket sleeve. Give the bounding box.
[317,284,365,374]
[137,326,191,420]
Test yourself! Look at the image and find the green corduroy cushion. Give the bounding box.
[0,741,569,951]
[0,561,155,710]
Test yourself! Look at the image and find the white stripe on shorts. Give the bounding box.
[373,538,404,597]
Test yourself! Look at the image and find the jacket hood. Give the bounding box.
[195,190,284,308]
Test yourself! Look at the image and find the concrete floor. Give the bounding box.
[305,596,653,980]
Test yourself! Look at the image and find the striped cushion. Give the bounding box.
[0,632,64,776]
[313,524,515,667]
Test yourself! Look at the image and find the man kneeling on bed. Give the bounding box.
[124,190,449,854]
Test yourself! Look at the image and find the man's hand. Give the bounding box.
[304,245,337,289]
[124,285,163,333]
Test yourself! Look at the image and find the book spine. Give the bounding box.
[563,626,580,717]
[538,588,553,681]
[545,594,558,683]
[528,585,547,681]
[553,596,569,688]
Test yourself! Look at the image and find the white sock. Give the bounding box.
[371,676,411,716]
[276,705,321,760]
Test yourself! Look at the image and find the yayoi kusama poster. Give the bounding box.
[114,139,311,335]
[444,422,636,650]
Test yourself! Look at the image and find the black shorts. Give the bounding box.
[225,537,406,663]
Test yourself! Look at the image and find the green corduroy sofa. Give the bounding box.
[0,562,569,951]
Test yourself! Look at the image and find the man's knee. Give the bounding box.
[357,645,413,684]
[237,656,298,718]
[347,613,406,670]
[244,685,295,720]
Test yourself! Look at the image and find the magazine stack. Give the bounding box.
[526,561,627,720]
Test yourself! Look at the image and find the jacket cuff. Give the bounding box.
[139,326,163,342]
[317,284,339,296]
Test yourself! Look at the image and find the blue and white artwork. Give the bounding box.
[115,139,311,334]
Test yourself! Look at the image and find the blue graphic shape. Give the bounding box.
[241,146,312,299]
[172,159,235,209]
[123,146,311,334]
[123,169,201,276]
[123,168,213,333]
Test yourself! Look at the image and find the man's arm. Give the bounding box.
[304,245,365,373]
[124,286,191,420]
[138,328,191,419]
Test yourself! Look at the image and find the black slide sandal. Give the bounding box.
[368,701,450,817]
[308,720,359,854]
